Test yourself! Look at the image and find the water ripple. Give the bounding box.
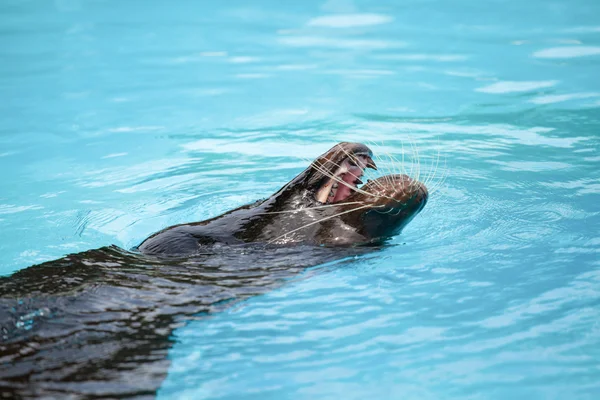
[1,0,600,398]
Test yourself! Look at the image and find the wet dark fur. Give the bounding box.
[0,245,371,398]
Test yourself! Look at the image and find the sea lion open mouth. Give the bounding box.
[314,147,378,204]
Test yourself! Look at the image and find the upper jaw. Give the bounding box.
[354,151,377,171]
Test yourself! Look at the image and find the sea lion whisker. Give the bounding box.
[425,140,441,187]
[423,140,440,185]
[408,135,421,181]
[427,171,441,194]
[428,156,448,194]
[336,145,386,190]
[322,152,369,186]
[422,141,435,187]
[365,141,389,184]
[385,148,400,178]
[310,160,371,195]
[391,206,405,216]
[400,138,408,176]
[281,143,365,188]
[374,156,391,187]
[383,143,397,187]
[384,150,407,192]
[307,153,360,197]
[311,146,399,202]
[388,152,405,180]
[267,204,377,244]
[422,142,436,187]
[380,145,403,188]
[404,136,416,182]
[257,202,365,215]
[408,135,421,191]
[389,146,403,181]
[373,206,397,215]
[373,141,394,187]
[433,154,448,188]
[415,137,423,185]
[310,161,388,201]
[431,169,448,195]
[429,176,446,195]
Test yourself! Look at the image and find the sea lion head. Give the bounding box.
[269,142,428,244]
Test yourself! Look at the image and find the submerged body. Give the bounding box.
[0,245,368,398]
[0,143,428,398]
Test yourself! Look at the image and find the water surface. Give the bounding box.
[1,0,599,398]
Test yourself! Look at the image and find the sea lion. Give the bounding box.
[138,142,428,254]
[0,142,428,398]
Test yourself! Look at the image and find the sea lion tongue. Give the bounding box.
[333,166,362,202]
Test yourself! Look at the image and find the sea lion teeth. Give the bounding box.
[365,156,377,170]
[327,181,339,203]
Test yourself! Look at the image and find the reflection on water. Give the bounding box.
[1,0,600,398]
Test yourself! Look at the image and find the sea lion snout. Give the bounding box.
[356,173,428,209]
[395,174,429,207]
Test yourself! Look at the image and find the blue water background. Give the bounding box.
[1,0,599,398]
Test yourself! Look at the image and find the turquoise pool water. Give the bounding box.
[2,0,600,398]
